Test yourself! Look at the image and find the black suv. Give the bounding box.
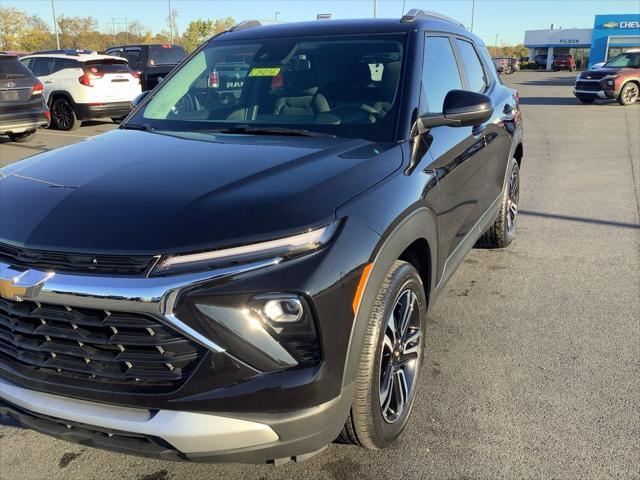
[0,11,523,464]
[0,54,49,142]
[104,44,186,91]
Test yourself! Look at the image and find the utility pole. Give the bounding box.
[494,34,499,57]
[373,0,376,18]
[275,11,280,22]
[51,0,60,49]
[168,0,174,44]
[470,0,475,32]
[124,17,129,44]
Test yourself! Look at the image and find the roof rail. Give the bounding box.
[400,9,465,28]
[32,49,96,56]
[229,20,276,32]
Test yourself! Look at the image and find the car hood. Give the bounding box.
[0,129,401,255]
[579,67,631,80]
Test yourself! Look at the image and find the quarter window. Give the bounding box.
[455,39,487,93]
[420,36,462,115]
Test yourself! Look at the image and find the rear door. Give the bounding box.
[29,57,56,102]
[82,59,141,103]
[420,35,488,282]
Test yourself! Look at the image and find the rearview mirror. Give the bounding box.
[420,90,494,129]
[130,90,150,109]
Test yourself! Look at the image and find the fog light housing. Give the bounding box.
[263,297,304,323]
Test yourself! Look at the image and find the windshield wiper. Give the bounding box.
[120,123,154,132]
[201,125,335,138]
[0,73,27,79]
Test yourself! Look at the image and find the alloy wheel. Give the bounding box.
[506,166,520,237]
[623,84,639,104]
[379,288,422,424]
[52,101,73,129]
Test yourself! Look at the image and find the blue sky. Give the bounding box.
[6,0,640,45]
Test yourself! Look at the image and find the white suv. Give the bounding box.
[20,50,142,130]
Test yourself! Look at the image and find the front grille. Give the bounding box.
[0,298,205,388]
[576,81,601,92]
[0,243,156,275]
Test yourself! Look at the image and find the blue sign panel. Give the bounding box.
[590,14,640,67]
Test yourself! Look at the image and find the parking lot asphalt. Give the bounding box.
[0,71,639,480]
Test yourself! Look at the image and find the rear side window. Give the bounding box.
[455,39,487,93]
[52,58,80,73]
[124,49,143,69]
[148,45,186,66]
[0,57,33,78]
[420,36,462,115]
[31,57,55,76]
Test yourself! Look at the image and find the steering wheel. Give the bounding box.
[172,91,200,115]
[332,106,380,124]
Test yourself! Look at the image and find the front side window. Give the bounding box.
[455,39,487,93]
[124,49,143,69]
[420,36,462,115]
[604,52,640,68]
[132,34,406,142]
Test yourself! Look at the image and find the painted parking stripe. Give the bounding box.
[37,131,93,139]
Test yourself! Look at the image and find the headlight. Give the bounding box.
[151,223,338,276]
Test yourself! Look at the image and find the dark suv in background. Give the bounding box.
[0,10,523,464]
[0,54,49,142]
[105,44,186,91]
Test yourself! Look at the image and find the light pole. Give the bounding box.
[51,0,60,49]
[373,0,376,18]
[168,0,174,44]
[494,34,499,57]
[275,11,280,22]
[470,0,475,32]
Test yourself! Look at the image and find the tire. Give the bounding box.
[477,157,520,248]
[577,97,595,104]
[50,97,80,130]
[618,82,639,106]
[8,130,36,142]
[340,260,427,449]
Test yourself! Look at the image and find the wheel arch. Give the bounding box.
[48,91,77,111]
[341,207,438,390]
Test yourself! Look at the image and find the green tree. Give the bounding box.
[57,15,98,49]
[182,17,235,52]
[0,7,29,50]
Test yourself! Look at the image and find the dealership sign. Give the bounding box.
[600,21,640,29]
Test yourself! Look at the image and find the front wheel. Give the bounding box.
[618,82,639,106]
[340,260,426,449]
[477,157,520,248]
[8,130,37,142]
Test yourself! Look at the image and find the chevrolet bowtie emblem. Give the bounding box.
[0,264,54,302]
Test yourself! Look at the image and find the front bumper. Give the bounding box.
[573,89,608,100]
[75,101,131,120]
[0,218,380,462]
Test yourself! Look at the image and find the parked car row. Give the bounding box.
[0,44,185,141]
[492,56,519,75]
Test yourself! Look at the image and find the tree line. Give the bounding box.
[0,6,235,53]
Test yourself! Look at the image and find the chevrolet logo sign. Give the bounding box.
[0,264,54,302]
[601,22,619,29]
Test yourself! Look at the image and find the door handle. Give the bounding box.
[44,81,53,84]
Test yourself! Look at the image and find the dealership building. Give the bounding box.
[524,14,640,70]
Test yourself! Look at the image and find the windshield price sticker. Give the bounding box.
[249,67,281,77]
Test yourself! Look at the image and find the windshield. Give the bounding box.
[131,34,406,142]
[604,52,640,68]
[148,45,186,66]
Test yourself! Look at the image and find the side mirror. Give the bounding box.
[130,90,150,109]
[420,90,494,129]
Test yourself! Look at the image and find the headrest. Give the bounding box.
[381,61,401,99]
[343,62,372,88]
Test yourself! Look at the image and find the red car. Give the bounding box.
[554,54,576,72]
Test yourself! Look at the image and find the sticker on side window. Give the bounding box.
[248,67,281,77]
